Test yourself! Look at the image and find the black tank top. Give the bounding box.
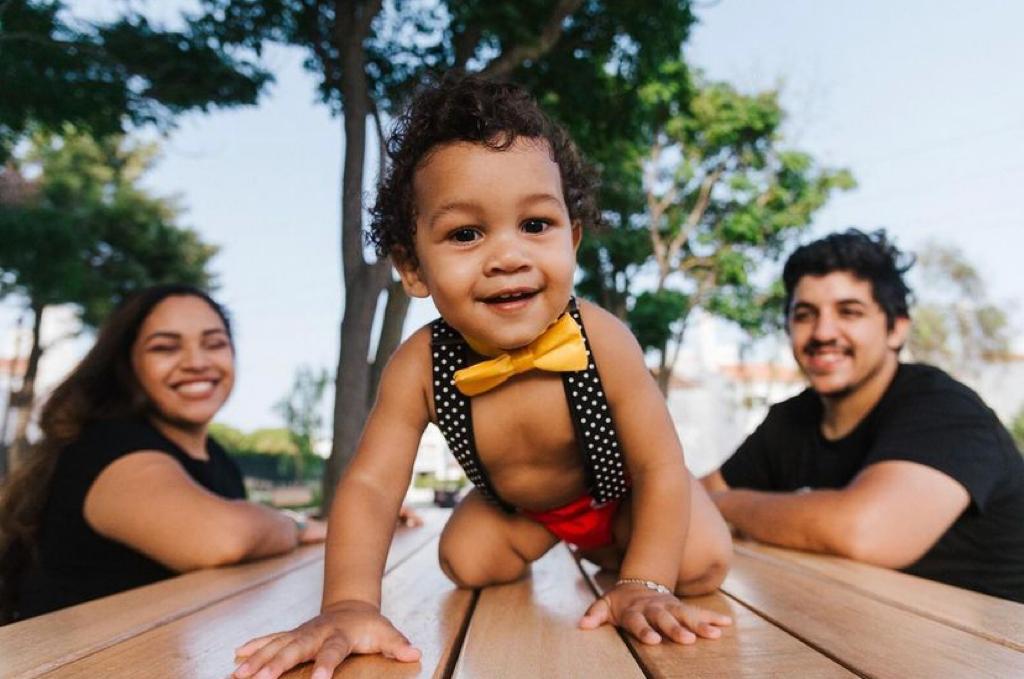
[14,417,246,620]
[430,299,630,512]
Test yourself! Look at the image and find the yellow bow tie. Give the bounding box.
[453,313,588,396]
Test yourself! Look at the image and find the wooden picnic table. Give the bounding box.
[2,508,1021,678]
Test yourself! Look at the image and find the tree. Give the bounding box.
[908,242,1013,376]
[0,0,270,160]
[0,127,217,469]
[575,63,854,392]
[190,0,700,507]
[1,0,273,471]
[274,366,331,482]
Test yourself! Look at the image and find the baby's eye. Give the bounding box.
[522,218,551,234]
[449,227,480,243]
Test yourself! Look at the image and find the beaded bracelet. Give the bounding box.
[615,578,672,595]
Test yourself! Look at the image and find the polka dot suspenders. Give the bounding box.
[560,302,631,504]
[429,298,630,513]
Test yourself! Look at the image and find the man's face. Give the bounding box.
[398,138,580,351]
[788,271,909,398]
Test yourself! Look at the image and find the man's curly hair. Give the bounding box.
[368,71,601,266]
[783,228,915,329]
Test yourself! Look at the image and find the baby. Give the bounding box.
[234,73,733,679]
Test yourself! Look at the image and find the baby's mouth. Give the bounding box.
[482,289,539,305]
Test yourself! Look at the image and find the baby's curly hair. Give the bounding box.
[368,71,601,266]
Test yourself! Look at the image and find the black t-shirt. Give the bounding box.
[721,363,1024,603]
[15,417,246,620]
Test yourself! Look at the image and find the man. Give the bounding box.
[702,229,1024,602]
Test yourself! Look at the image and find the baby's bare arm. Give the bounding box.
[580,301,690,589]
[234,328,433,679]
[322,330,433,606]
[575,303,734,645]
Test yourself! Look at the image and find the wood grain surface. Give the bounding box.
[452,544,643,679]
[736,540,1024,651]
[723,550,1024,679]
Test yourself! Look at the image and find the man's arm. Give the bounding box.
[711,460,969,567]
[700,470,729,494]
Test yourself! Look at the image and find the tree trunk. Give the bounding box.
[368,279,410,408]
[656,341,671,396]
[9,303,45,471]
[324,2,389,511]
[655,319,688,397]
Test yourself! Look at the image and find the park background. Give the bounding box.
[2,0,1022,507]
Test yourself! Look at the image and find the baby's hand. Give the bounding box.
[233,600,420,679]
[578,584,732,645]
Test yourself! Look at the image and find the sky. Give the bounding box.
[4,0,1022,431]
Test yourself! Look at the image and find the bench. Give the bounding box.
[2,509,1021,678]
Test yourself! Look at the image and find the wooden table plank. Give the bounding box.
[735,540,1024,651]
[452,544,644,679]
[1,545,320,679]
[39,558,327,679]
[723,551,1024,679]
[42,538,471,679]
[581,563,855,678]
[4,514,442,679]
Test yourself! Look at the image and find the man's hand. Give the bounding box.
[233,600,420,679]
[578,584,732,644]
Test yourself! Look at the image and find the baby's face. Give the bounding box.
[399,137,579,351]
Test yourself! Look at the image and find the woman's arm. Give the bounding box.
[84,452,308,570]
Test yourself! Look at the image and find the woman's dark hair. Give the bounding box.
[782,228,914,329]
[368,71,601,266]
[0,284,230,622]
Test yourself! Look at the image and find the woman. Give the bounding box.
[0,284,329,622]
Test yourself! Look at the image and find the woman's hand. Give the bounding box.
[298,517,328,543]
[233,600,420,679]
[398,504,424,528]
[578,583,732,644]
[294,508,417,545]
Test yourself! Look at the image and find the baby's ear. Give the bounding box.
[571,220,583,252]
[393,251,430,298]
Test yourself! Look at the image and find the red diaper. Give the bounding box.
[522,493,623,551]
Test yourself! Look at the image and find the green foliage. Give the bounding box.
[568,61,854,378]
[190,1,696,119]
[705,279,787,338]
[274,366,331,481]
[1011,407,1024,454]
[0,126,217,325]
[908,242,1012,374]
[575,221,651,318]
[209,422,299,455]
[628,290,689,352]
[0,0,270,159]
[210,422,324,483]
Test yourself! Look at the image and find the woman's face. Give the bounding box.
[130,295,235,429]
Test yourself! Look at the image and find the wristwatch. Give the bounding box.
[280,509,308,535]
